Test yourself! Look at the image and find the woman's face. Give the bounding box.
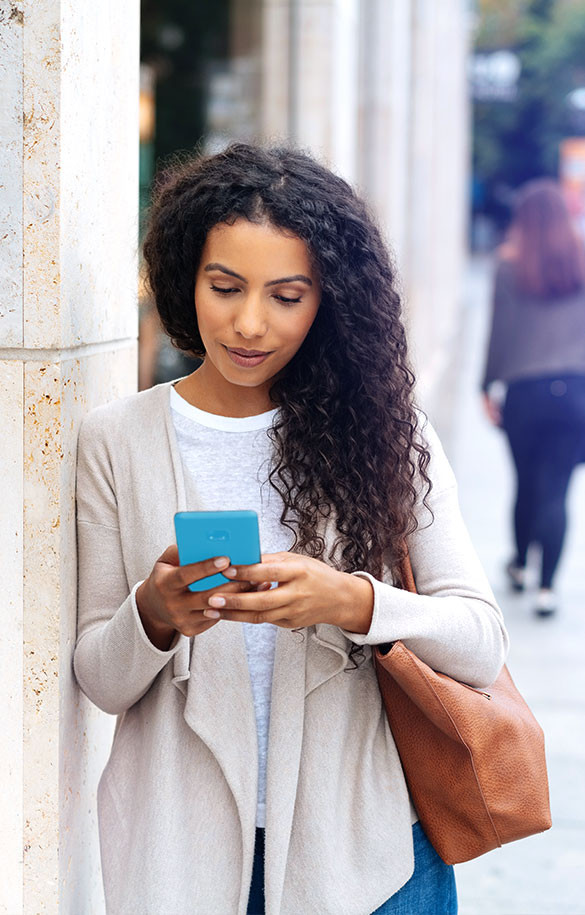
[193,218,321,400]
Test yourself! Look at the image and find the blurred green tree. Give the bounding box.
[473,0,585,225]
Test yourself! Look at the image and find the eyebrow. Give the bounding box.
[204,262,313,287]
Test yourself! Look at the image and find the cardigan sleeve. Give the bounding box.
[73,410,182,716]
[338,419,510,689]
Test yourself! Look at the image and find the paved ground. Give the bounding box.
[436,256,585,915]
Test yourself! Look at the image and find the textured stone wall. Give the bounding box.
[357,0,471,427]
[404,0,470,428]
[261,0,360,179]
[0,1,140,911]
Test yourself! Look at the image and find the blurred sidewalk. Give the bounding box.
[445,255,585,915]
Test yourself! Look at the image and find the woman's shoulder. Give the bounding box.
[78,381,173,451]
[413,409,457,494]
[413,407,444,452]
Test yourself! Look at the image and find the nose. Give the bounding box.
[232,293,268,339]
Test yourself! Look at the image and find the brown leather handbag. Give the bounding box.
[373,554,552,865]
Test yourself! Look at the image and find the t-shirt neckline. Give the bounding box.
[170,385,279,432]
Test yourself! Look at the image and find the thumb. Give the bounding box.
[158,543,180,566]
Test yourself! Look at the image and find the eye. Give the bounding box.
[210,285,239,295]
[274,294,302,304]
[210,284,301,304]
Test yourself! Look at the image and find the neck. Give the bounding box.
[175,359,276,417]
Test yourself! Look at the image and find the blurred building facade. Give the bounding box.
[263,0,470,422]
[0,0,470,910]
[246,0,469,417]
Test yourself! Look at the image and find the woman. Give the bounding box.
[482,178,585,618]
[74,143,508,914]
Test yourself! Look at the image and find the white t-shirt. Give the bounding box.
[170,385,295,828]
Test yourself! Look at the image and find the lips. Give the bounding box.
[229,348,270,357]
[225,346,273,368]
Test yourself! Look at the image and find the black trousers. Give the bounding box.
[502,373,585,588]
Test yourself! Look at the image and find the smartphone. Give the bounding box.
[174,510,262,592]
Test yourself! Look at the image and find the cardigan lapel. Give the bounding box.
[262,624,307,914]
[157,380,353,912]
[263,509,351,912]
[182,619,260,856]
[160,382,260,858]
[263,618,350,914]
[305,510,353,695]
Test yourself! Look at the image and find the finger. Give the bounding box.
[207,606,294,625]
[205,588,286,613]
[173,581,253,616]
[158,544,180,565]
[175,580,253,613]
[172,555,232,590]
[240,581,272,594]
[223,562,296,584]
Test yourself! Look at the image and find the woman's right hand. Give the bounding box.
[482,392,502,427]
[135,545,269,650]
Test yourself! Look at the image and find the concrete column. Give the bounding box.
[405,0,471,425]
[356,0,470,428]
[261,0,360,182]
[261,0,470,433]
[0,1,139,911]
[261,0,290,140]
[357,0,412,265]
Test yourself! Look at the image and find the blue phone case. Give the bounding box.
[174,510,261,592]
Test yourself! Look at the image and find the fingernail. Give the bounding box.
[204,609,221,619]
[224,567,237,577]
[208,596,226,608]
[214,557,229,568]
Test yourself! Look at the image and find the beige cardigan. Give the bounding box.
[74,380,509,915]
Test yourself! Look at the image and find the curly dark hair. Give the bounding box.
[143,142,431,668]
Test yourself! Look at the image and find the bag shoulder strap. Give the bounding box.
[399,551,417,594]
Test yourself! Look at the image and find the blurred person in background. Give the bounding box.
[482,178,585,617]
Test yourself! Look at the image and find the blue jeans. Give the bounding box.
[246,821,457,914]
[371,821,457,914]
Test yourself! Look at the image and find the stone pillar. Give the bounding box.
[357,0,413,265]
[261,0,470,434]
[0,1,139,911]
[261,0,290,140]
[261,0,361,182]
[357,0,471,426]
[404,0,471,426]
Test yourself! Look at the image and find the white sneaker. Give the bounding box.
[534,589,557,618]
[506,561,526,592]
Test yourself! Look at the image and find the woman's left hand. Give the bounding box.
[203,551,374,632]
